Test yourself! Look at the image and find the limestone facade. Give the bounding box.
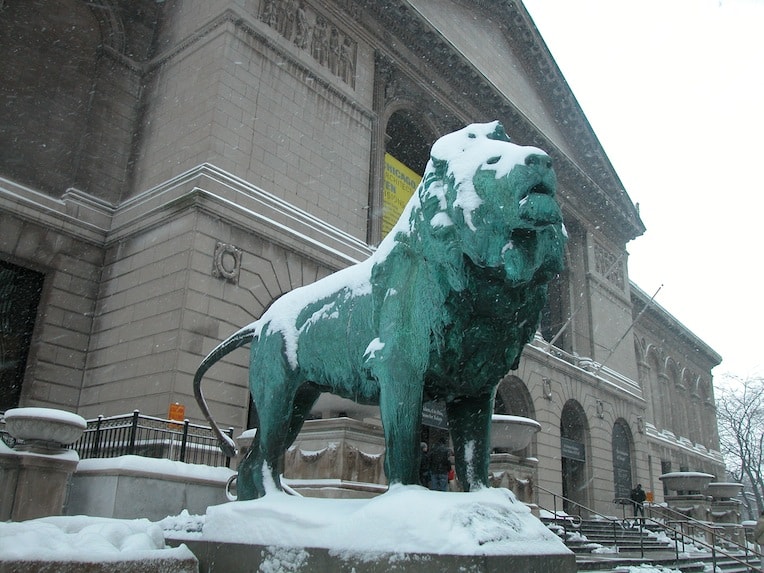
[0,0,724,517]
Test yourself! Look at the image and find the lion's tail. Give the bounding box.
[193,326,258,458]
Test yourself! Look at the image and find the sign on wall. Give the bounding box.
[383,153,422,236]
[561,436,586,462]
[422,400,448,429]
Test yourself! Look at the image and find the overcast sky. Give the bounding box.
[522,0,764,381]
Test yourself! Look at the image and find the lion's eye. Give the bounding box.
[486,156,501,165]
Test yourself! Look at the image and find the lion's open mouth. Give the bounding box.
[519,184,561,227]
[521,182,553,202]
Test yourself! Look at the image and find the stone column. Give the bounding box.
[0,445,80,521]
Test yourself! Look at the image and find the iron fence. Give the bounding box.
[70,410,234,468]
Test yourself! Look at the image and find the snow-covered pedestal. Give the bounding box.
[659,471,715,522]
[707,482,745,543]
[1,408,86,521]
[167,486,575,572]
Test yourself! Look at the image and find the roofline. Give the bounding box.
[630,282,722,366]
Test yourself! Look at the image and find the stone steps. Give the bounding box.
[543,518,762,573]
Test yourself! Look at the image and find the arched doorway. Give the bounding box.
[560,400,589,514]
[385,110,431,175]
[379,110,434,239]
[612,419,634,504]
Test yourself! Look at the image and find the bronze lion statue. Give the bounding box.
[195,121,566,499]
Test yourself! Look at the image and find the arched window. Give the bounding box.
[560,399,590,513]
[0,260,45,410]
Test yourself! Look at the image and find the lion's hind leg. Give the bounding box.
[284,382,321,448]
[241,380,318,499]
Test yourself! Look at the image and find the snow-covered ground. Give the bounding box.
[0,515,195,563]
[0,485,570,565]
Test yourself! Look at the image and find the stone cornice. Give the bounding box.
[0,165,374,269]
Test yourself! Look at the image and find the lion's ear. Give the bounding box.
[486,122,511,143]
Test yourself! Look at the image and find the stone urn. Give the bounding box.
[3,407,86,452]
[706,482,743,500]
[490,415,541,453]
[659,471,715,493]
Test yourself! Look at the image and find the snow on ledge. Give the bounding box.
[76,455,235,484]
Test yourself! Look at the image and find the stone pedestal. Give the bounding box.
[282,417,387,498]
[180,540,575,573]
[0,443,79,521]
[488,453,538,506]
[664,494,711,522]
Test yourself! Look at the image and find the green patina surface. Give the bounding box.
[194,122,567,500]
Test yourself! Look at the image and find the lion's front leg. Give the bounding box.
[378,368,424,487]
[446,392,493,492]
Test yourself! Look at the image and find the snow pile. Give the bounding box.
[0,516,195,563]
[0,487,569,563]
[613,566,682,573]
[198,485,569,556]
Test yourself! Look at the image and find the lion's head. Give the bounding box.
[412,121,566,287]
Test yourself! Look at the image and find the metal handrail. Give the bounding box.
[537,484,633,554]
[537,485,763,571]
[625,497,754,556]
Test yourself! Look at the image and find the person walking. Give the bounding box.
[630,483,646,519]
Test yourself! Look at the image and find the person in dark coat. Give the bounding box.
[429,437,451,491]
[630,483,647,518]
[419,442,430,487]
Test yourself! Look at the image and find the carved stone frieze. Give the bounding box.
[259,0,357,87]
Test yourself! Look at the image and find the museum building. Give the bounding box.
[0,0,724,515]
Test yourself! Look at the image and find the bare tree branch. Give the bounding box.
[716,375,764,515]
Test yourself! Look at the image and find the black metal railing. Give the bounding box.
[70,410,234,468]
[538,485,762,572]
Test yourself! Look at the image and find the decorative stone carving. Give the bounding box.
[212,242,242,283]
[593,243,624,289]
[259,0,357,87]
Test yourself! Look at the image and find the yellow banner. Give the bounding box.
[383,154,422,237]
